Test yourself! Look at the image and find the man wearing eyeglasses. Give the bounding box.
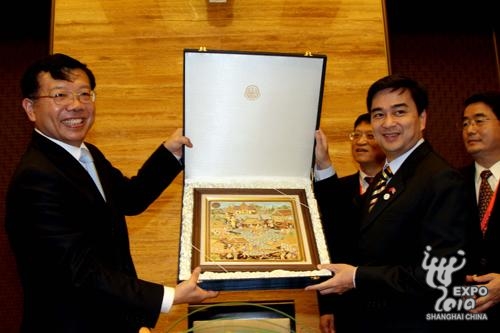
[313,113,385,333]
[460,91,500,329]
[5,53,218,333]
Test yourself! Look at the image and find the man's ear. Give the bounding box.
[419,110,427,131]
[22,98,36,122]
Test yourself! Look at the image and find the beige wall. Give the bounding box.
[53,1,388,331]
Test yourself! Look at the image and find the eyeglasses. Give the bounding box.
[349,131,375,141]
[462,116,492,129]
[31,90,96,106]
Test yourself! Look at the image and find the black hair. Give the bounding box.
[366,74,429,115]
[464,91,500,120]
[353,113,371,129]
[20,53,96,98]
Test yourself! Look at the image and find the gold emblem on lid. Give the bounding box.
[244,85,260,101]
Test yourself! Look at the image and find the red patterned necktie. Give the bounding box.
[478,170,493,234]
[368,166,393,212]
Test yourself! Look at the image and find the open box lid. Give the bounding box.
[183,49,327,181]
[180,49,331,290]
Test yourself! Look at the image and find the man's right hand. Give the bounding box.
[315,129,332,170]
[173,267,219,305]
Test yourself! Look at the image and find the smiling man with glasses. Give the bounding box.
[31,89,96,105]
[460,90,500,330]
[5,53,218,333]
[347,114,386,191]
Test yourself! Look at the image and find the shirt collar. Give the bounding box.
[386,138,425,175]
[35,128,87,161]
[359,169,369,179]
[474,160,500,185]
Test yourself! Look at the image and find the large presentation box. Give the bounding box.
[178,49,331,290]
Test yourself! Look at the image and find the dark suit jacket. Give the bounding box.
[315,172,361,262]
[5,131,183,333]
[316,141,474,332]
[314,172,363,316]
[461,164,500,328]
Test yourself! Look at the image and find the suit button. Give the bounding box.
[480,257,488,267]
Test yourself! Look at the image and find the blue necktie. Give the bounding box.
[79,148,106,200]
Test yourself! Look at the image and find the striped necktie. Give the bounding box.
[368,166,393,212]
[79,148,106,200]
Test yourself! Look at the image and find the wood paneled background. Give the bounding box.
[53,0,388,331]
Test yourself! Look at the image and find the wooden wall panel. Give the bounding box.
[53,1,388,331]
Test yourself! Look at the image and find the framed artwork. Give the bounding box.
[191,188,320,273]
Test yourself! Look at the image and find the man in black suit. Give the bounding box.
[307,74,473,332]
[461,91,500,328]
[5,53,218,333]
[314,113,385,332]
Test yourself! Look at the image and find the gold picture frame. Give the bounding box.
[192,188,320,273]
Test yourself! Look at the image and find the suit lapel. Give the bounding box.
[362,174,405,228]
[31,132,106,202]
[85,144,110,202]
[361,141,432,230]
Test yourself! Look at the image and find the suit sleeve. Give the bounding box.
[91,143,183,215]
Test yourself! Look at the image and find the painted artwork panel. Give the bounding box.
[192,188,319,272]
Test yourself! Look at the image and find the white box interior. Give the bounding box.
[179,50,331,282]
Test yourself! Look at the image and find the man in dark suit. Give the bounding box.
[314,113,385,332]
[461,91,500,328]
[307,74,473,332]
[5,53,218,333]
